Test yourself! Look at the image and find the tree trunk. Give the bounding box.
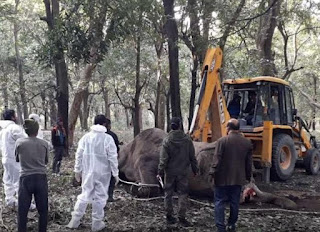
[14,0,28,119]
[188,54,198,129]
[82,88,89,130]
[42,0,69,151]
[201,0,213,64]
[48,89,57,126]
[79,108,84,130]
[184,0,206,129]
[218,0,246,80]
[158,93,166,130]
[312,76,317,130]
[14,95,23,124]
[154,43,165,129]
[125,108,130,128]
[166,90,171,132]
[54,55,69,143]
[1,74,9,108]
[68,2,111,146]
[133,35,142,137]
[163,0,182,121]
[40,91,48,130]
[256,0,282,76]
[68,64,95,145]
[101,82,111,118]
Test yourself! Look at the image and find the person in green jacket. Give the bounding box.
[157,117,199,226]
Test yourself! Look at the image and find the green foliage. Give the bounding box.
[1,0,320,132]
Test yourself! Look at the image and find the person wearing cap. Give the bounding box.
[157,117,199,226]
[28,113,44,139]
[0,109,26,207]
[209,119,252,232]
[15,119,49,232]
[51,117,66,175]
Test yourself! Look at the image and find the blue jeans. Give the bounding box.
[214,185,242,232]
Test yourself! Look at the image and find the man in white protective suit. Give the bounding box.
[28,113,44,139]
[0,109,26,207]
[67,114,119,231]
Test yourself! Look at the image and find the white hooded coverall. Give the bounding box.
[68,124,119,231]
[0,120,26,206]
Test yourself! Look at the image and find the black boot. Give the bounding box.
[226,225,236,232]
[56,161,61,174]
[108,176,116,202]
[179,217,191,227]
[52,160,57,173]
[166,215,176,224]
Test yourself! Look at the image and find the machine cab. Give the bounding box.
[223,77,296,130]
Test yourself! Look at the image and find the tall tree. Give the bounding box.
[68,2,116,145]
[163,0,182,121]
[13,0,28,119]
[256,0,282,76]
[41,0,69,147]
[133,31,143,136]
[182,0,204,129]
[150,2,166,130]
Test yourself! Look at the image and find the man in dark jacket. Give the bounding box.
[51,117,66,175]
[210,119,252,232]
[106,118,120,202]
[158,117,199,226]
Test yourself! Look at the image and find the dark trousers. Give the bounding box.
[164,174,188,218]
[52,146,64,173]
[108,176,116,200]
[18,174,48,232]
[214,185,241,232]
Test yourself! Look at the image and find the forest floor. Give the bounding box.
[0,130,320,231]
[1,157,320,232]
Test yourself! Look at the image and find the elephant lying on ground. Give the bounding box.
[119,128,216,197]
[118,128,297,209]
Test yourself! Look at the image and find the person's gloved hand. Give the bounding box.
[114,176,120,186]
[75,172,81,182]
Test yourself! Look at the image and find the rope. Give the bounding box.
[115,189,320,214]
[119,178,160,188]
[239,208,320,214]
[117,179,320,215]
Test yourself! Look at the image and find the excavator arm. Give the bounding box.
[189,47,230,142]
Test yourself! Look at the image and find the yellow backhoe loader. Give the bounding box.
[189,47,320,182]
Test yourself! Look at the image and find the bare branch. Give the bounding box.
[219,0,246,51]
[114,88,132,109]
[289,81,320,109]
[236,0,278,21]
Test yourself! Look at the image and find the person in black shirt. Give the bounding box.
[51,117,66,175]
[106,118,120,202]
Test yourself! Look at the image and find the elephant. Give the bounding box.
[117,128,297,209]
[118,128,216,197]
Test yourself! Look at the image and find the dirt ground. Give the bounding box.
[1,154,320,232]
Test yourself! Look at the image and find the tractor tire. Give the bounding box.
[271,134,296,181]
[304,148,320,175]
